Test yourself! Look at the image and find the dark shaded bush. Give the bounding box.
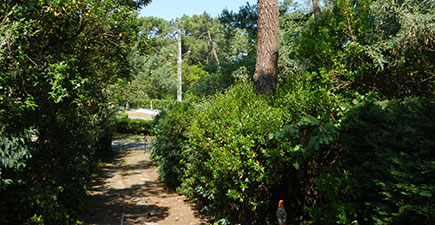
[267,75,342,224]
[151,101,197,188]
[311,97,435,225]
[0,107,104,224]
[0,0,149,223]
[115,113,153,135]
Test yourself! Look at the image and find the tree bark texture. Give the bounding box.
[254,0,279,95]
[312,0,322,19]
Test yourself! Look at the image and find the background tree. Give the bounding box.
[180,13,227,71]
[220,2,258,42]
[122,11,257,106]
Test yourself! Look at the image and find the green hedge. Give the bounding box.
[311,97,435,225]
[115,113,153,135]
[181,82,286,223]
[151,83,435,225]
[129,99,176,110]
[151,101,196,188]
[149,99,176,110]
[151,79,341,224]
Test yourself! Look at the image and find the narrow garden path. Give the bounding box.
[82,140,205,225]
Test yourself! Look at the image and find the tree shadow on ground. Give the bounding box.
[82,183,170,225]
[82,147,172,224]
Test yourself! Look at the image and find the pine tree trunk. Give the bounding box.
[254,0,279,95]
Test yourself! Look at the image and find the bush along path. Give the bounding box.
[82,139,205,225]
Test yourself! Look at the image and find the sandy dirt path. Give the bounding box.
[82,143,205,225]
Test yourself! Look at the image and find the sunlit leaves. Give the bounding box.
[294,0,434,98]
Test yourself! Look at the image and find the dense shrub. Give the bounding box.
[152,77,341,224]
[145,1,434,224]
[294,0,434,98]
[0,0,147,223]
[268,75,342,224]
[115,113,153,135]
[129,99,176,110]
[0,124,34,190]
[0,108,104,224]
[180,82,288,223]
[273,72,340,123]
[151,101,197,188]
[149,99,176,110]
[311,97,435,225]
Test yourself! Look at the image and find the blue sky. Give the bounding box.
[139,0,258,21]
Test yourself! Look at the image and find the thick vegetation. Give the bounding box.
[151,0,434,224]
[312,97,434,225]
[152,101,197,188]
[1,0,433,224]
[0,0,149,224]
[115,113,153,135]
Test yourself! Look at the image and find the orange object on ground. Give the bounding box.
[276,200,287,225]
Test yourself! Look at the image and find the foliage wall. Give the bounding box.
[0,0,149,223]
[312,97,435,225]
[151,0,434,224]
[294,0,434,98]
[115,113,153,135]
[151,101,197,188]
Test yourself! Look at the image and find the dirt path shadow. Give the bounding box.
[82,144,205,225]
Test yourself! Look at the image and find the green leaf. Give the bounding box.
[419,191,432,197]
[293,161,300,170]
